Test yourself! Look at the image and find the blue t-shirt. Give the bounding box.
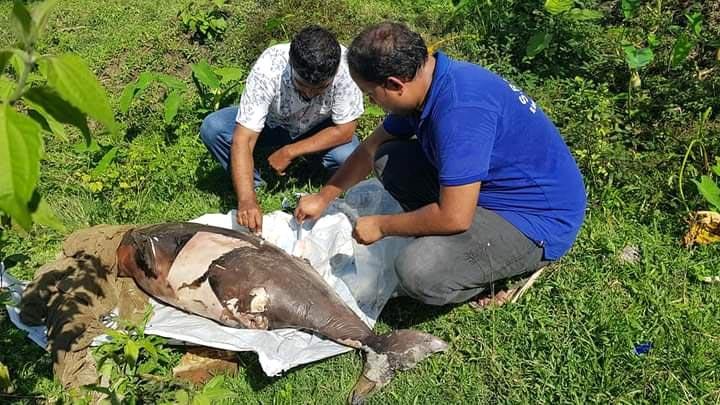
[383,52,586,260]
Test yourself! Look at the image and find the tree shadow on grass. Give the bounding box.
[2,248,115,400]
[0,312,53,398]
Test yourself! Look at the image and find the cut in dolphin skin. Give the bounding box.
[117,222,448,403]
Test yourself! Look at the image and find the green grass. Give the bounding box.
[2,0,720,403]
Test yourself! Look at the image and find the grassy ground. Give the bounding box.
[1,0,720,403]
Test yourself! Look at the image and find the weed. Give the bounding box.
[178,0,229,43]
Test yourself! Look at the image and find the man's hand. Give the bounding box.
[294,193,331,223]
[268,146,295,176]
[237,198,263,234]
[352,216,384,245]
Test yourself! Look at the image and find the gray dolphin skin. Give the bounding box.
[116,222,448,404]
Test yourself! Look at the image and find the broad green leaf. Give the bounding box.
[163,90,182,124]
[119,83,138,113]
[9,51,25,78]
[124,339,139,366]
[197,387,233,401]
[73,138,100,153]
[621,0,641,19]
[23,86,91,141]
[135,71,157,92]
[156,73,186,90]
[38,54,117,134]
[0,105,43,231]
[647,33,658,48]
[105,329,127,341]
[31,196,65,231]
[27,108,67,141]
[695,176,720,211]
[526,32,552,57]
[11,1,33,46]
[0,51,13,75]
[138,339,158,359]
[0,77,14,100]
[686,12,703,36]
[91,147,118,177]
[213,18,227,31]
[204,375,225,389]
[568,8,603,21]
[192,395,212,405]
[174,390,190,405]
[623,46,654,70]
[215,67,244,83]
[544,0,573,15]
[119,72,158,112]
[191,60,221,89]
[712,159,720,176]
[0,361,10,392]
[671,33,694,68]
[30,0,59,42]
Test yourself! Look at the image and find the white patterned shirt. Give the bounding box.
[235,43,364,139]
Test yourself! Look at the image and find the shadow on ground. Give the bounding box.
[195,147,334,210]
[378,297,456,329]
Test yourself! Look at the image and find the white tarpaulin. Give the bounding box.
[3,179,410,376]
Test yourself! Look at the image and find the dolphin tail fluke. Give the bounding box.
[348,330,448,404]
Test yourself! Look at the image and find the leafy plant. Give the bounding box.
[191,60,244,114]
[670,12,704,69]
[679,108,714,211]
[120,72,188,125]
[120,60,244,124]
[524,0,603,59]
[178,0,229,42]
[169,375,237,405]
[0,0,117,232]
[621,0,641,19]
[693,158,720,212]
[87,307,178,404]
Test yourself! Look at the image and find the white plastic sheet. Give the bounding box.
[4,179,410,376]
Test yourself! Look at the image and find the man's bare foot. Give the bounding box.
[468,267,548,311]
[468,287,519,310]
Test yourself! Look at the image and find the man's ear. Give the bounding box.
[384,76,405,92]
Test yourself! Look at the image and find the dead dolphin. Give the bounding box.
[116,222,447,403]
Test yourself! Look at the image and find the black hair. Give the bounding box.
[347,22,428,85]
[289,25,341,85]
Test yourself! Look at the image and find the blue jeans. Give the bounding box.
[200,106,360,187]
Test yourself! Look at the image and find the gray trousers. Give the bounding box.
[374,140,547,306]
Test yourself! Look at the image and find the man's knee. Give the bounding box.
[323,135,359,170]
[395,242,454,306]
[199,113,224,148]
[373,140,404,180]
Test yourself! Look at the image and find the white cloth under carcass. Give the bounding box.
[2,179,410,376]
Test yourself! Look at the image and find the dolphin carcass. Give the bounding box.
[116,222,447,403]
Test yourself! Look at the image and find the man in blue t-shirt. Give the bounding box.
[295,22,586,307]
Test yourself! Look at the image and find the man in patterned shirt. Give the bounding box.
[200,25,364,234]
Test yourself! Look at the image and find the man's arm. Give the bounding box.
[294,124,396,221]
[352,182,482,244]
[268,120,357,175]
[230,123,263,233]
